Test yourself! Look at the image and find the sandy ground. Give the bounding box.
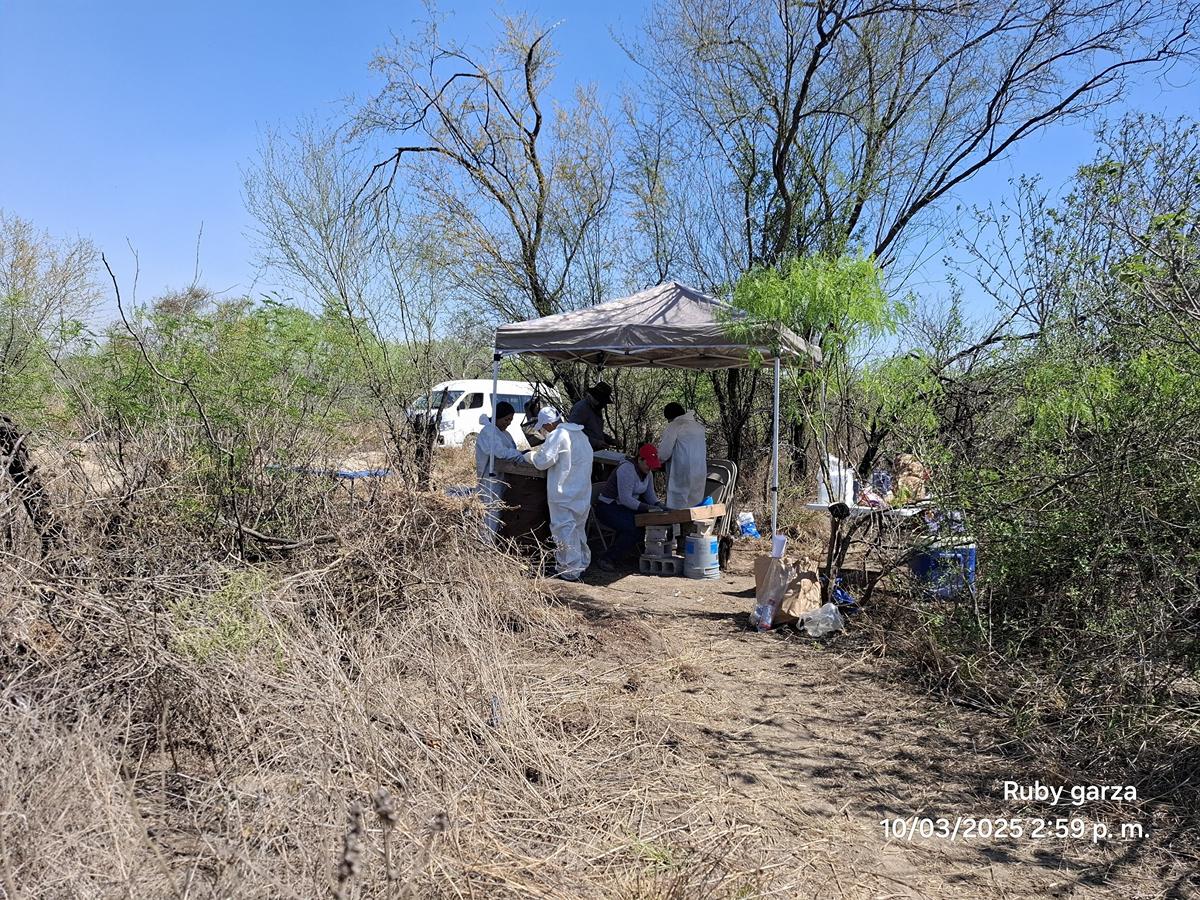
[542,544,1192,900]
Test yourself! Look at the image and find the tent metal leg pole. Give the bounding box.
[489,354,501,476]
[771,356,781,536]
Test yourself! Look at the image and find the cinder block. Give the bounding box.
[639,554,684,576]
[644,526,672,544]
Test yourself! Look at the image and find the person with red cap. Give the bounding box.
[593,443,668,572]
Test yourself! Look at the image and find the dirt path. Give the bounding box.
[549,546,1174,899]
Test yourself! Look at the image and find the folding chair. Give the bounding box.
[704,459,739,536]
[586,482,615,551]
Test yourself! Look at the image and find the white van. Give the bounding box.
[411,379,561,449]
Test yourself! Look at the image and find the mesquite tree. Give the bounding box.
[352,16,618,401]
[627,0,1199,470]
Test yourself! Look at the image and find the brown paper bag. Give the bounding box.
[754,556,822,627]
[779,558,822,619]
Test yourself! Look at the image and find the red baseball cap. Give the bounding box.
[637,443,663,471]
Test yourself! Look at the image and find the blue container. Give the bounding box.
[909,543,977,600]
[684,534,720,579]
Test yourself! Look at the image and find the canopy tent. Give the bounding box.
[490,281,822,536]
[494,281,820,369]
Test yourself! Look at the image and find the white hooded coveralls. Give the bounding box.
[475,415,526,534]
[658,410,708,509]
[528,422,593,577]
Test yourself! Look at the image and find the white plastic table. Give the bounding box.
[804,501,933,573]
[803,502,928,520]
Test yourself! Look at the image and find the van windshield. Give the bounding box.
[412,389,463,411]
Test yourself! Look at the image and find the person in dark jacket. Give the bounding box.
[568,381,616,450]
[521,396,546,448]
[593,443,667,571]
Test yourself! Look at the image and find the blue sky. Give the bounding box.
[1,0,1196,320]
[0,1,640,311]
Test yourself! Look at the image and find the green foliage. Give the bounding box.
[1,293,92,429]
[727,254,910,483]
[859,353,940,434]
[918,119,1200,787]
[1019,353,1119,442]
[732,254,901,357]
[0,212,98,427]
[170,571,272,662]
[959,120,1200,651]
[0,298,59,424]
[78,295,369,444]
[965,333,1200,634]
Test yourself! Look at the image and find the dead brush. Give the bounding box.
[866,582,1200,817]
[334,801,364,899]
[1,452,795,898]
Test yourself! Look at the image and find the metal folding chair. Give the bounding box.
[704,459,739,536]
[586,482,614,550]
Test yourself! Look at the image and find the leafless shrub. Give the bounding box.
[1,442,788,897]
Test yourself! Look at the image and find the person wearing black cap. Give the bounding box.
[568,381,616,451]
[521,396,546,448]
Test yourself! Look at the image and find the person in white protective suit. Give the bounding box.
[527,407,594,581]
[475,402,527,536]
[658,402,708,509]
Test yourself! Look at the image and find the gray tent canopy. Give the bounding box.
[493,281,821,368]
[490,281,822,536]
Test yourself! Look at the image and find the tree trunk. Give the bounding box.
[714,369,740,464]
[789,417,808,480]
[410,418,438,487]
[711,368,760,471]
[0,414,66,557]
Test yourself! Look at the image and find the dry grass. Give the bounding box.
[0,445,791,898]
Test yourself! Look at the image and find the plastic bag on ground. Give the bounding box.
[832,583,857,611]
[801,602,845,637]
[820,574,858,613]
[737,511,761,538]
[752,556,825,631]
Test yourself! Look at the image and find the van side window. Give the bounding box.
[501,393,532,412]
[462,393,483,409]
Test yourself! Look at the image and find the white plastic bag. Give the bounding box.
[737,511,762,538]
[816,455,856,506]
[802,602,845,637]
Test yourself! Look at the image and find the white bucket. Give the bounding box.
[684,534,720,579]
